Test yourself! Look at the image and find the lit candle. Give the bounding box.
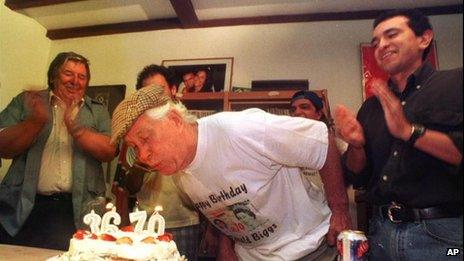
[129,209,147,234]
[147,205,165,235]
[83,210,101,234]
[100,206,121,233]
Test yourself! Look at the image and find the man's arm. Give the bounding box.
[413,130,461,165]
[65,101,117,162]
[334,105,367,173]
[70,126,117,162]
[319,134,352,245]
[216,232,239,261]
[373,80,462,165]
[0,91,49,158]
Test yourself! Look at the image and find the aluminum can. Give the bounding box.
[336,230,369,261]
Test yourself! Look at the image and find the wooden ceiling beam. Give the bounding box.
[198,4,463,28]
[4,0,83,10]
[169,0,198,28]
[47,18,181,40]
[44,4,462,39]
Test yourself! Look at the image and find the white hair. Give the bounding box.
[144,100,197,123]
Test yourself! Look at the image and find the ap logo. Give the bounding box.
[446,248,461,256]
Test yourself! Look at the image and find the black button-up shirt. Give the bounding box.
[347,63,462,208]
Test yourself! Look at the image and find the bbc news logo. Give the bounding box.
[446,248,461,256]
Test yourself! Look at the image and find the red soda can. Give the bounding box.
[336,230,369,261]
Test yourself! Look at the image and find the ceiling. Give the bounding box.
[4,0,463,40]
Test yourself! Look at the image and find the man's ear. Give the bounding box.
[170,85,177,97]
[167,109,183,127]
[316,111,323,121]
[419,29,434,51]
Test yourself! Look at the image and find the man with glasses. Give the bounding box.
[115,64,201,260]
[0,52,117,250]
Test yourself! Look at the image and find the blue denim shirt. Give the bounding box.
[0,90,111,236]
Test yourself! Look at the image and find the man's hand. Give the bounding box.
[326,210,352,245]
[24,90,49,125]
[334,105,365,148]
[64,100,81,136]
[217,234,239,261]
[62,99,116,162]
[0,91,49,158]
[371,79,411,141]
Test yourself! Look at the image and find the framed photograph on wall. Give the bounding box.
[360,41,438,100]
[162,57,233,94]
[86,85,126,116]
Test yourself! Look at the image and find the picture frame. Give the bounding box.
[360,41,438,100]
[162,57,233,93]
[86,85,126,116]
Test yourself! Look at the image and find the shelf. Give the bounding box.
[179,92,226,111]
[179,92,225,101]
[228,90,297,101]
[177,89,330,117]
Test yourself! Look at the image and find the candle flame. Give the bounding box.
[154,205,163,212]
[106,202,114,210]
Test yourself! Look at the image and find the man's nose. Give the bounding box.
[378,37,389,49]
[71,74,79,85]
[137,149,150,163]
[294,107,304,116]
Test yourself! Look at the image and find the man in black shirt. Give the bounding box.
[335,9,462,260]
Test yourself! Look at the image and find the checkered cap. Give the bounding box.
[111,85,169,144]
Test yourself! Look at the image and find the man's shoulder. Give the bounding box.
[434,67,463,81]
[426,67,463,92]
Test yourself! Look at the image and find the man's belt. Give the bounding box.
[36,193,72,202]
[373,202,462,223]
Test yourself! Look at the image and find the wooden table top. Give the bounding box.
[0,244,63,260]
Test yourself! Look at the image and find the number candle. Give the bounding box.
[100,206,121,233]
[83,210,101,234]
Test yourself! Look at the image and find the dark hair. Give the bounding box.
[135,64,175,90]
[291,90,323,111]
[47,52,90,90]
[374,9,433,60]
[290,90,334,131]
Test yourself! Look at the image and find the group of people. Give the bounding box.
[178,69,214,94]
[0,8,462,261]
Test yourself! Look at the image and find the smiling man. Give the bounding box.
[0,52,117,250]
[335,9,462,260]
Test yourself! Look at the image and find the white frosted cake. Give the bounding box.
[49,205,185,261]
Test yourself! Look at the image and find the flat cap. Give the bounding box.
[111,85,169,144]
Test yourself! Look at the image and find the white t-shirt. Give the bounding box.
[177,109,331,260]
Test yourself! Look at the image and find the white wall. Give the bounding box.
[0,1,51,108]
[49,14,462,113]
[0,0,51,178]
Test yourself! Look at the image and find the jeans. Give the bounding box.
[368,215,463,261]
[167,224,201,261]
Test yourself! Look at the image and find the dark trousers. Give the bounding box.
[0,194,75,250]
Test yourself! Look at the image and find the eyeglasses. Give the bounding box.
[131,161,154,173]
[125,147,154,172]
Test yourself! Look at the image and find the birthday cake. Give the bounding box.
[49,206,185,261]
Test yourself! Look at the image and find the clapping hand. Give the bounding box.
[24,90,49,125]
[371,79,411,141]
[64,99,82,137]
[334,105,365,148]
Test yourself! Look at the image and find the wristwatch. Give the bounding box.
[407,123,426,146]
